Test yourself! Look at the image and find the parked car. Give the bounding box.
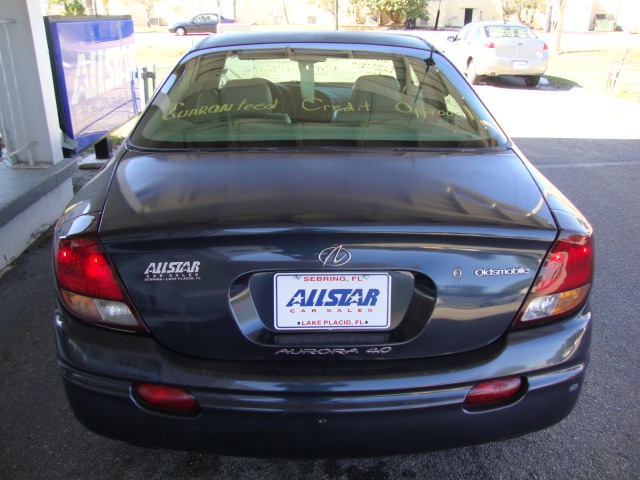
[53,31,593,457]
[168,13,235,36]
[444,21,549,87]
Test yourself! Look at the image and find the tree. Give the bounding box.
[49,0,86,15]
[132,0,158,27]
[316,0,339,29]
[501,0,544,26]
[351,0,428,25]
[317,0,338,21]
[65,0,85,15]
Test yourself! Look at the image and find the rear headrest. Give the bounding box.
[221,78,274,114]
[351,75,402,112]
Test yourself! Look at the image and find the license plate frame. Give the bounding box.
[274,273,391,331]
[512,60,529,70]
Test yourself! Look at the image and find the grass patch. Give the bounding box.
[136,43,190,70]
[544,47,640,102]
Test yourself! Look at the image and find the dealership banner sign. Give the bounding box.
[45,16,139,155]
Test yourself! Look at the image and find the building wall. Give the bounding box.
[562,0,594,31]
[423,0,501,29]
[560,0,638,32]
[603,0,640,32]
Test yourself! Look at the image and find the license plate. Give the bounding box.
[274,273,391,330]
[512,60,529,69]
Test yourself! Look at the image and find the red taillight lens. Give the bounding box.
[55,232,147,333]
[543,43,549,51]
[56,237,123,301]
[134,384,200,415]
[484,41,495,48]
[534,235,593,295]
[464,377,525,409]
[513,234,593,328]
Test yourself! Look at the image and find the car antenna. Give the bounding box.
[407,0,442,124]
[426,0,442,67]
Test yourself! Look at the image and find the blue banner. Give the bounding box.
[46,16,139,154]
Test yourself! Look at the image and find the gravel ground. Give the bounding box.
[72,166,99,193]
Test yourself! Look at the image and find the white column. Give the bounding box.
[0,0,63,166]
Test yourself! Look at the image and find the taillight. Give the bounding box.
[484,42,495,48]
[543,43,549,51]
[56,237,123,301]
[133,384,200,415]
[513,233,593,328]
[54,223,147,333]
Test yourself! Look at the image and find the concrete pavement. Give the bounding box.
[475,79,640,139]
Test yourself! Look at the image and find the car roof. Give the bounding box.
[467,21,532,28]
[189,31,434,53]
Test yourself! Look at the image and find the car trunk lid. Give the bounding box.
[493,38,546,58]
[98,150,557,360]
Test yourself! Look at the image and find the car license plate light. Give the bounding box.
[274,273,391,330]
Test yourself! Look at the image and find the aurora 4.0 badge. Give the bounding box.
[274,273,391,330]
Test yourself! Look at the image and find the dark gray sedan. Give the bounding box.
[52,31,593,457]
[168,13,235,36]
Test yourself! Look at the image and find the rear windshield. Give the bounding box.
[484,25,537,38]
[129,45,507,150]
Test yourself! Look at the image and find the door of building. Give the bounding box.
[464,8,474,25]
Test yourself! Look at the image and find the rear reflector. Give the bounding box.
[464,377,525,409]
[133,384,200,415]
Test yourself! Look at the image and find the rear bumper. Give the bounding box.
[54,308,591,457]
[475,54,548,77]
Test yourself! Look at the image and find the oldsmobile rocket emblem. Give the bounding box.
[318,245,352,267]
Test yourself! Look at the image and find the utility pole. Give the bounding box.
[335,0,339,30]
[553,0,568,54]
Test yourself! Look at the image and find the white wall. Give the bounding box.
[0,179,73,271]
[563,0,594,31]
[0,0,73,271]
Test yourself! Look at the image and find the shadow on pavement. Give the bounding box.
[474,75,581,91]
